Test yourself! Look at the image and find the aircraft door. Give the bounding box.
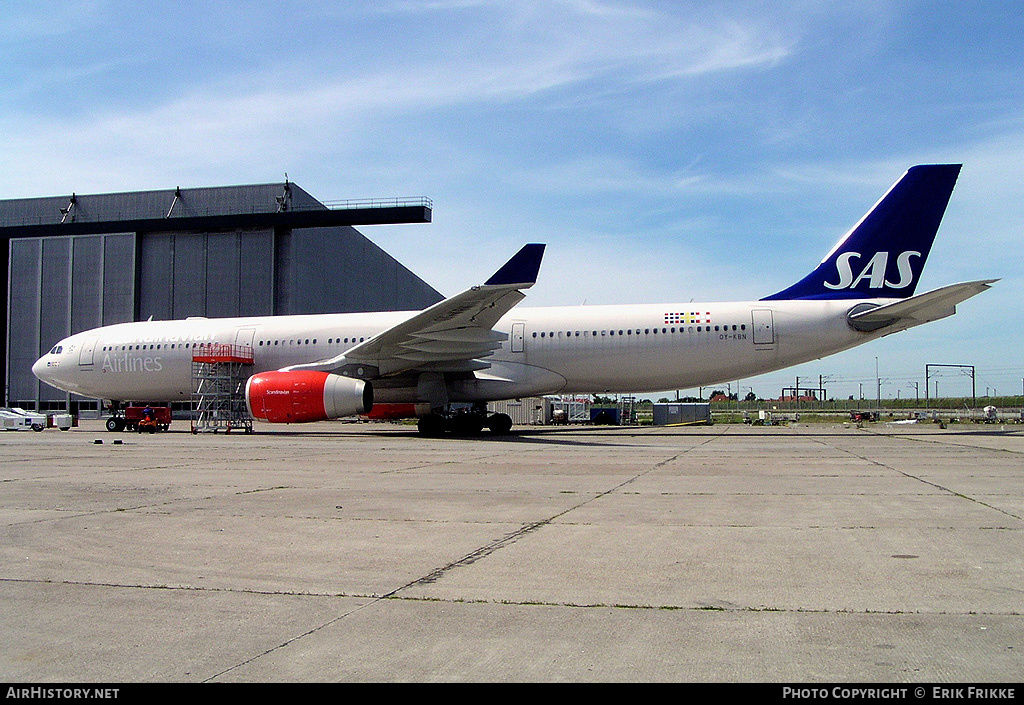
[751,309,776,346]
[511,322,525,353]
[78,336,98,366]
[234,327,256,350]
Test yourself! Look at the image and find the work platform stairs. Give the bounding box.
[191,343,255,434]
[620,395,637,426]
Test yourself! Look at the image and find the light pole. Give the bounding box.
[875,357,881,411]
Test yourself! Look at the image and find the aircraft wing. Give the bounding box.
[848,279,997,332]
[283,244,545,378]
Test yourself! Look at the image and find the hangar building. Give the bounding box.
[1,181,442,412]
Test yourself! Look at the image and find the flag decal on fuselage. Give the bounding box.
[664,311,711,325]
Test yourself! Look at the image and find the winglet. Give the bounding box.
[484,243,546,287]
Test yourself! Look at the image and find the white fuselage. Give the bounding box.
[33,298,890,404]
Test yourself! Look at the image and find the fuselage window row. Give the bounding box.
[100,339,376,349]
[103,343,190,351]
[256,336,366,347]
[530,324,745,340]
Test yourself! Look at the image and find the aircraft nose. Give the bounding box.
[32,353,52,382]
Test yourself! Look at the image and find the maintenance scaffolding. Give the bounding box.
[191,343,255,434]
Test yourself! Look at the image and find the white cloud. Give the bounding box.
[0,1,797,198]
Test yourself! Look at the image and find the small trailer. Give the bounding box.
[105,405,172,432]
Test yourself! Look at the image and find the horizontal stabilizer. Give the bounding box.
[848,279,997,332]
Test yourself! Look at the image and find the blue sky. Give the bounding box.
[3,1,1021,400]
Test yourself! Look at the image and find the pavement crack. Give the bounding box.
[810,434,1024,522]
[389,437,719,597]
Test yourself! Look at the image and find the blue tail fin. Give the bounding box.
[762,164,961,301]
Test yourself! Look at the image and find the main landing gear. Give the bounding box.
[416,405,513,437]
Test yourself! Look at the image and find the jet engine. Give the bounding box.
[245,371,373,424]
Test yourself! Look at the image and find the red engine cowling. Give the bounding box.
[361,403,427,420]
[245,371,373,424]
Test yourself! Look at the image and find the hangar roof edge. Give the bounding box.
[0,182,431,236]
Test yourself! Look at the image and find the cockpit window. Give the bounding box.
[49,345,63,354]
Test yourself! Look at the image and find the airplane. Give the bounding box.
[33,164,995,436]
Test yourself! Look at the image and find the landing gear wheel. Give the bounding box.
[450,412,485,436]
[105,417,126,432]
[487,413,513,435]
[417,413,446,437]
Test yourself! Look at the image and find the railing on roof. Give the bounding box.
[0,195,432,229]
[320,197,433,211]
[192,343,254,365]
